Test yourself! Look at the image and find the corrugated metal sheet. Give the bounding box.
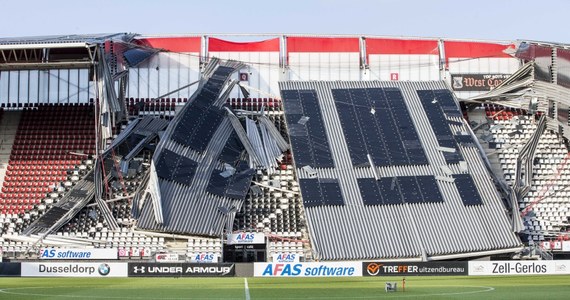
[280,80,521,260]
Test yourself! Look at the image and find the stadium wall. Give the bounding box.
[208,37,281,98]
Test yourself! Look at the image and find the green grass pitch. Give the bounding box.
[0,275,569,299]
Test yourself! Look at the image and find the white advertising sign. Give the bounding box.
[272,253,301,263]
[226,232,265,245]
[40,248,117,260]
[254,262,361,277]
[188,253,220,263]
[22,262,128,277]
[155,253,180,263]
[563,241,570,252]
[468,260,570,276]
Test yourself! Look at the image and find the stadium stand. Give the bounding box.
[3,33,570,262]
[478,104,570,244]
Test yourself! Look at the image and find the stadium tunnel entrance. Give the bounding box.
[223,243,266,263]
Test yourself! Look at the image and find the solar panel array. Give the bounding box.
[282,90,335,168]
[280,80,521,260]
[331,88,428,166]
[358,176,443,205]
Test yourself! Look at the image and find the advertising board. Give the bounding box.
[272,253,301,263]
[155,253,180,263]
[451,74,509,91]
[21,262,127,277]
[39,248,118,260]
[254,262,360,277]
[468,260,570,276]
[362,261,468,276]
[226,232,265,245]
[128,263,235,277]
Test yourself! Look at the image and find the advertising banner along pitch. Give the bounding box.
[363,262,468,276]
[128,263,235,277]
[21,262,127,277]
[254,262,361,277]
[468,260,570,276]
[0,263,21,277]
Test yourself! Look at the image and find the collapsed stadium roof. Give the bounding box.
[135,58,289,237]
[280,80,521,260]
[6,33,570,261]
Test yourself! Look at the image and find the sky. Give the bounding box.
[0,0,568,43]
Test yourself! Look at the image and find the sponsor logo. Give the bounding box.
[39,248,117,260]
[555,263,567,272]
[260,263,356,277]
[227,232,265,244]
[39,264,97,275]
[468,261,570,276]
[98,264,111,276]
[155,253,180,263]
[41,249,92,259]
[128,263,235,277]
[21,263,127,277]
[366,263,382,276]
[363,262,468,276]
[452,76,463,89]
[235,233,255,242]
[273,253,298,263]
[473,264,485,273]
[491,262,547,274]
[192,253,216,263]
[450,74,510,92]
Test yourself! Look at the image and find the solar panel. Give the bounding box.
[455,134,477,147]
[299,178,323,208]
[155,149,198,186]
[357,178,384,205]
[332,89,368,166]
[416,176,444,203]
[320,179,344,206]
[417,89,463,164]
[378,177,404,205]
[299,178,344,207]
[218,132,244,164]
[453,174,483,206]
[332,88,428,167]
[172,107,224,152]
[206,162,256,200]
[398,176,423,204]
[282,89,335,168]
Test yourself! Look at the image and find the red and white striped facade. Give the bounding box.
[126,35,521,99]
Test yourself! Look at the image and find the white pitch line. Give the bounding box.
[244,278,251,300]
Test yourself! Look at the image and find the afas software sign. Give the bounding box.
[363,262,468,276]
[21,262,127,277]
[128,263,235,277]
[468,260,570,276]
[254,262,361,277]
[40,248,117,260]
[226,232,265,245]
